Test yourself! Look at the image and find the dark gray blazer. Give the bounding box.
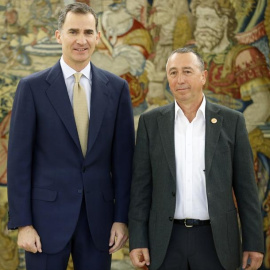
[128,101,264,270]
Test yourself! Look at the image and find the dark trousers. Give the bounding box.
[158,223,225,270]
[25,198,111,270]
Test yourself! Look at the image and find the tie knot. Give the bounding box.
[74,72,82,83]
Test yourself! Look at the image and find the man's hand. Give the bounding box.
[242,251,263,269]
[17,225,42,253]
[109,222,128,254]
[130,248,150,269]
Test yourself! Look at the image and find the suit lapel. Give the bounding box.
[45,62,81,152]
[205,101,223,179]
[156,101,222,184]
[87,64,109,155]
[157,103,176,182]
[45,62,109,157]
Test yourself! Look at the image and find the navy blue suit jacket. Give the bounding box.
[7,61,135,254]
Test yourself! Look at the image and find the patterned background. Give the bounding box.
[0,0,270,269]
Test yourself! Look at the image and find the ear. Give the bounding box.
[95,31,101,44]
[55,30,62,44]
[222,15,228,27]
[201,70,208,85]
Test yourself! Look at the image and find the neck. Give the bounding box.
[176,97,203,123]
[62,56,90,72]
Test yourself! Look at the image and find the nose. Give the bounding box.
[196,15,206,28]
[76,33,87,45]
[177,73,185,83]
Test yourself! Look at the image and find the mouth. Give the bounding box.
[177,86,189,91]
[74,48,88,52]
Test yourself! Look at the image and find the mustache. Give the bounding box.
[194,27,224,51]
[194,27,223,39]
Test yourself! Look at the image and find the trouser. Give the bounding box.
[158,223,225,270]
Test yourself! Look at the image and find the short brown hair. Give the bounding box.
[58,2,98,32]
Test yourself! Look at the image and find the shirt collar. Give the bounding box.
[60,56,91,80]
[175,95,206,120]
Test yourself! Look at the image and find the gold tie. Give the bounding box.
[73,73,89,156]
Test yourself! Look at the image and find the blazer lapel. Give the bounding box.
[45,62,81,152]
[157,103,176,182]
[156,101,222,185]
[205,101,223,179]
[86,64,109,155]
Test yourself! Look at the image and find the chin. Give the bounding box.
[74,56,90,62]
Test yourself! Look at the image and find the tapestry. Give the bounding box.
[0,0,270,269]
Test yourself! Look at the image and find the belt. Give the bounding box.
[174,219,211,228]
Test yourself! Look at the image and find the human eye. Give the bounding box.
[170,70,177,77]
[85,30,94,35]
[69,29,77,35]
[183,70,192,75]
[205,15,216,22]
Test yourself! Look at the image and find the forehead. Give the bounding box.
[195,6,218,17]
[167,52,200,70]
[62,12,96,29]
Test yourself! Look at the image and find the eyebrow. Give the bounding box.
[168,66,194,72]
[168,67,176,72]
[68,28,94,32]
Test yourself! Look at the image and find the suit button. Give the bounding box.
[82,167,86,173]
[169,217,173,221]
[172,192,175,197]
[78,189,83,193]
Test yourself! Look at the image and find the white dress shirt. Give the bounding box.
[60,56,91,118]
[174,97,209,220]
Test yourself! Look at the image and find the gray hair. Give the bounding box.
[166,47,205,71]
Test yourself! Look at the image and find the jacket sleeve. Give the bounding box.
[7,78,36,229]
[111,80,135,224]
[128,114,152,250]
[233,113,264,253]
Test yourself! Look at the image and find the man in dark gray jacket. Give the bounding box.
[128,47,264,270]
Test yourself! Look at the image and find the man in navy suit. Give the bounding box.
[7,3,134,270]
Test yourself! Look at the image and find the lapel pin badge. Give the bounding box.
[211,118,217,124]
